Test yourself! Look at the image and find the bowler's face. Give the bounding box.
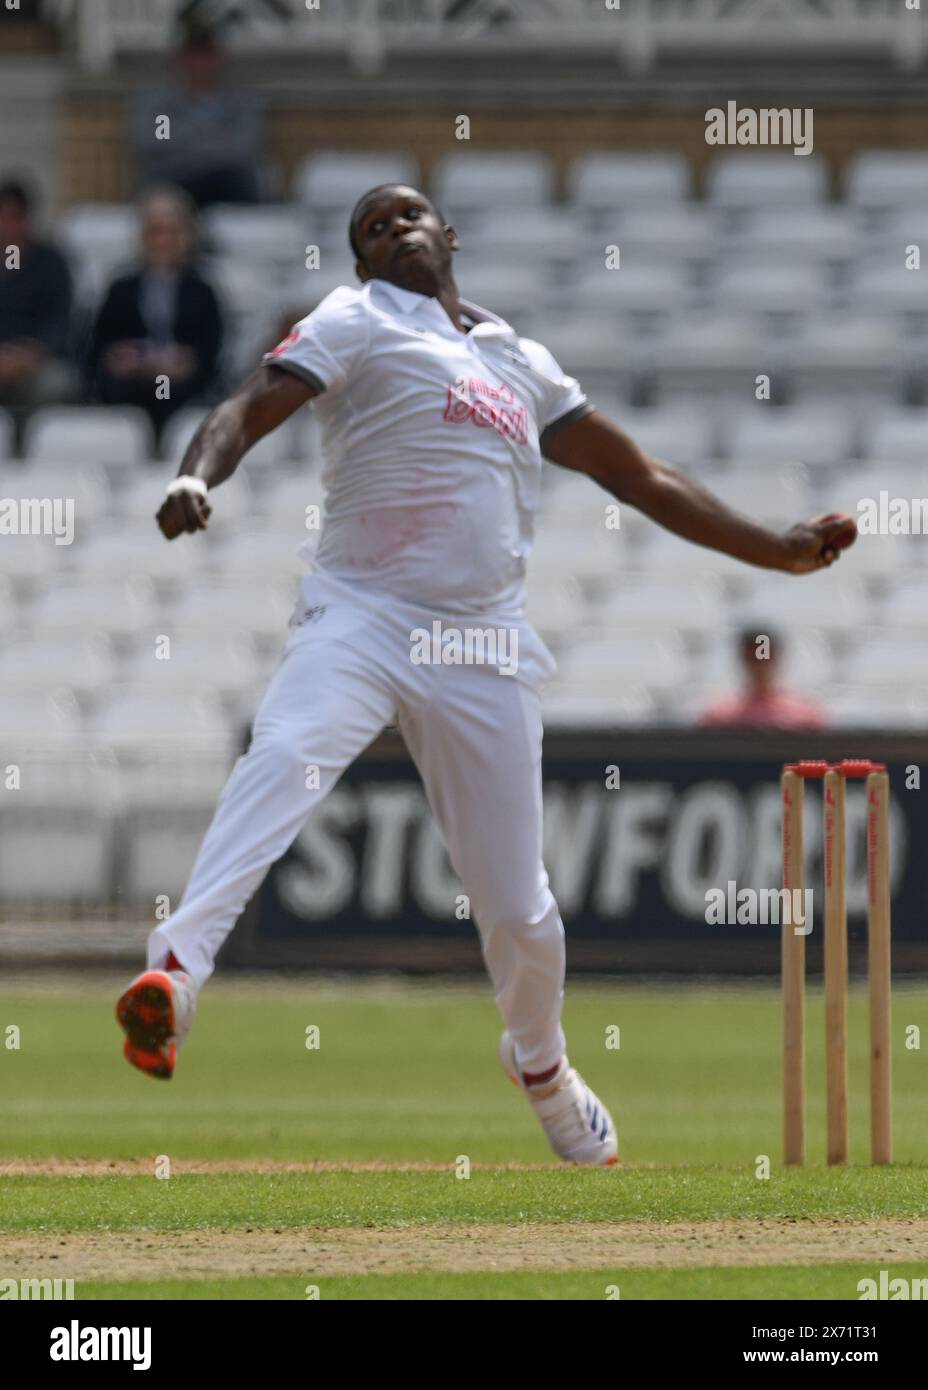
[353,187,457,296]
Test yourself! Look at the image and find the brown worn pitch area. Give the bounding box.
[4,1221,928,1279]
[3,1158,928,1280]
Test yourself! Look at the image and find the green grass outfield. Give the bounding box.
[2,976,927,1300]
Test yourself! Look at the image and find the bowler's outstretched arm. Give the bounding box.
[544,409,856,574]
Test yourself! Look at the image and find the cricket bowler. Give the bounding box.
[116,184,856,1165]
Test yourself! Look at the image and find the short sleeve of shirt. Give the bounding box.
[262,285,370,397]
[519,337,594,452]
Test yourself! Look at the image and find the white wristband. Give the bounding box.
[165,475,208,501]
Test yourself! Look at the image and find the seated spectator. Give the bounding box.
[88,187,222,441]
[129,18,263,209]
[699,626,827,732]
[0,178,75,412]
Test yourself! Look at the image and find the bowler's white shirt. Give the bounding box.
[263,277,590,616]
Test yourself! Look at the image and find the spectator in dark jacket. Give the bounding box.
[89,187,222,440]
[0,178,76,410]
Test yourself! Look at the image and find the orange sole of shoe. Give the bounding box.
[116,974,176,1080]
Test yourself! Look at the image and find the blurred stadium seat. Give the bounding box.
[844,150,928,210]
[705,153,829,209]
[23,406,155,464]
[720,407,857,469]
[566,152,691,211]
[293,151,420,214]
[432,151,554,213]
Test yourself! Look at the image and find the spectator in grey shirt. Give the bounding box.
[129,23,263,209]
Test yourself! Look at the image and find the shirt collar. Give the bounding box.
[368,278,516,340]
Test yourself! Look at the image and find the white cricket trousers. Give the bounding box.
[147,570,566,1074]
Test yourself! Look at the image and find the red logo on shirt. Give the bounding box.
[270,328,300,356]
[443,377,528,445]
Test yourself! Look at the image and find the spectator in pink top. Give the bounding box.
[700,626,827,731]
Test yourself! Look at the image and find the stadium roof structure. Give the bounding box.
[61,0,928,78]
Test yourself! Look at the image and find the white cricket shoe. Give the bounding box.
[116,968,196,1080]
[500,1031,619,1166]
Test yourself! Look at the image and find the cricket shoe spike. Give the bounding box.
[116,968,196,1080]
[500,1031,619,1167]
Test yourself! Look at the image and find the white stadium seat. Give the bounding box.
[523,574,589,645]
[878,577,928,632]
[571,264,690,322]
[1,534,60,586]
[73,529,207,585]
[612,204,718,267]
[203,253,269,318]
[58,203,137,305]
[590,405,717,465]
[0,575,18,631]
[170,581,294,641]
[558,632,688,693]
[721,407,857,468]
[844,151,928,210]
[59,203,136,264]
[23,407,154,464]
[15,459,111,514]
[0,754,117,903]
[786,316,904,404]
[705,153,828,209]
[29,578,159,640]
[863,408,928,463]
[219,527,307,585]
[728,207,858,264]
[292,151,420,213]
[541,684,656,728]
[595,573,726,635]
[652,314,768,400]
[89,689,233,755]
[432,151,555,213]
[0,635,115,695]
[0,689,84,748]
[712,264,829,319]
[844,630,928,687]
[459,207,580,263]
[263,475,327,532]
[850,263,928,317]
[566,152,691,210]
[449,265,542,326]
[533,316,632,393]
[121,634,259,698]
[530,522,625,586]
[828,687,928,729]
[202,205,311,276]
